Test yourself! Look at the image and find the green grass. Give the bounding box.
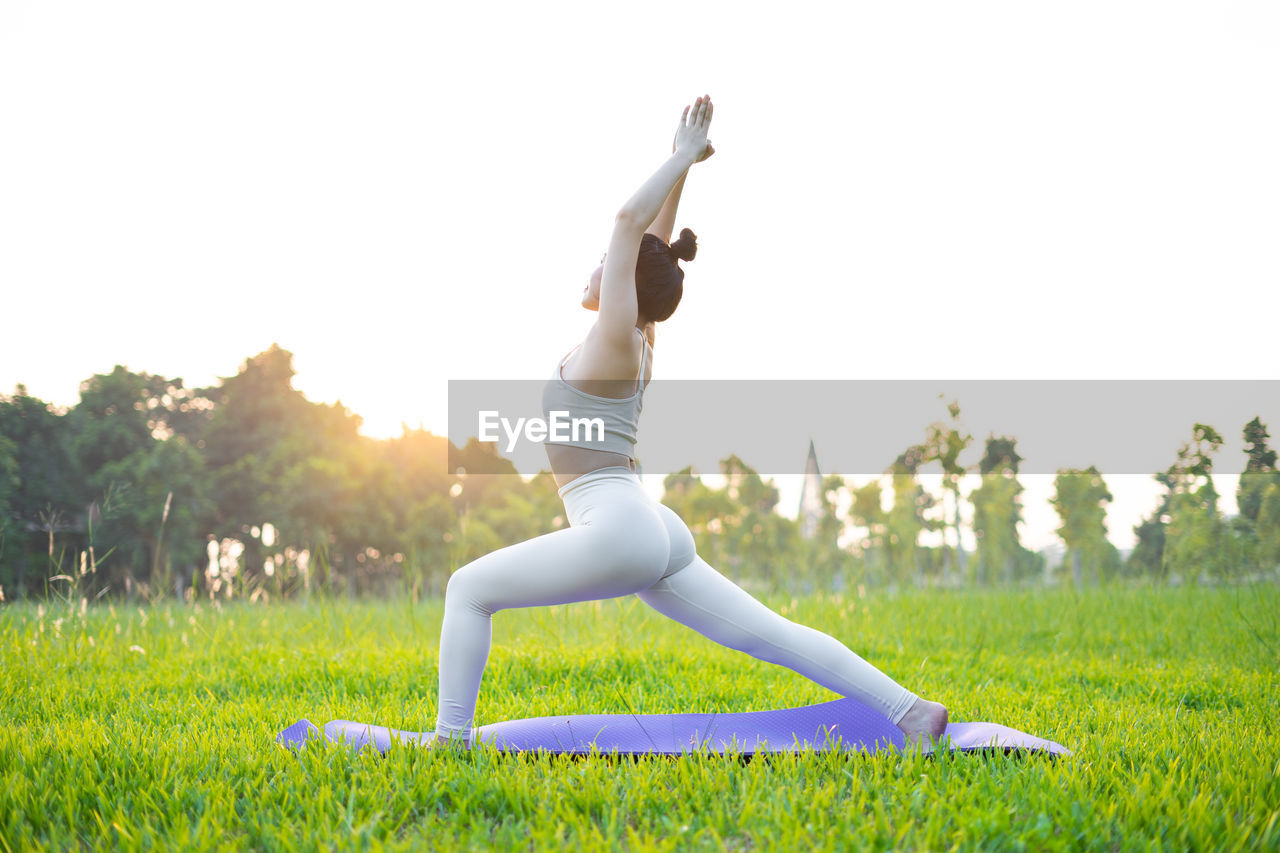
[2,584,1278,851]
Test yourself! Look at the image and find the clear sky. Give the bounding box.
[2,1,1277,550]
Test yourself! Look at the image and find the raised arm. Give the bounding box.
[596,96,713,348]
[645,173,687,245]
[648,117,715,243]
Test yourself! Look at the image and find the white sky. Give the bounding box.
[2,1,1278,550]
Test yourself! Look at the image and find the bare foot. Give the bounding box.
[896,697,948,754]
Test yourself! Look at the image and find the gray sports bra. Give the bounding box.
[541,328,649,458]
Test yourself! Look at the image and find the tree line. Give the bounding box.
[2,345,1277,601]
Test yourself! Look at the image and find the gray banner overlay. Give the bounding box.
[448,380,1280,476]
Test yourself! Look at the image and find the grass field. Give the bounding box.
[2,584,1278,850]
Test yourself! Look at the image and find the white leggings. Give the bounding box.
[435,466,918,742]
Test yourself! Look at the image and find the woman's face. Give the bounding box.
[581,253,604,311]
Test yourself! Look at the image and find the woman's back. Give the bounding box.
[558,325,653,397]
[543,326,652,488]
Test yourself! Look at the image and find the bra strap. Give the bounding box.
[635,327,647,395]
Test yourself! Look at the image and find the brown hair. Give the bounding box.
[635,228,697,322]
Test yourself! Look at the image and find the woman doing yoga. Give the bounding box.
[434,95,948,750]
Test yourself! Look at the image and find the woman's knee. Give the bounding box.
[444,564,482,611]
[444,555,510,614]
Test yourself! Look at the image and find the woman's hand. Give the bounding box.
[673,95,714,164]
[673,131,716,162]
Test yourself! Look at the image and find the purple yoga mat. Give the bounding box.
[276,697,1069,758]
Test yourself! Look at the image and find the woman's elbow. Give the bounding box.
[613,207,645,231]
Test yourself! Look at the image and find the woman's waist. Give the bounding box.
[555,463,644,503]
[546,445,636,491]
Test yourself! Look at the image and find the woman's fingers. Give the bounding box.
[687,96,711,131]
[675,95,713,155]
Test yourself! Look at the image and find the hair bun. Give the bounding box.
[668,228,698,262]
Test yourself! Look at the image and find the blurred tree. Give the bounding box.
[448,436,526,518]
[1234,417,1280,574]
[977,436,1023,476]
[68,366,213,597]
[971,435,1042,584]
[1162,424,1230,580]
[3,354,480,600]
[884,445,939,587]
[0,433,18,592]
[1130,424,1231,581]
[200,344,366,593]
[379,428,456,595]
[94,435,210,597]
[1256,479,1280,571]
[659,457,818,592]
[0,387,86,597]
[200,345,304,588]
[1128,469,1172,579]
[706,455,791,588]
[848,479,886,585]
[923,399,972,584]
[1051,466,1120,587]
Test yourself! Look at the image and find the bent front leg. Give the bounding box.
[435,520,669,743]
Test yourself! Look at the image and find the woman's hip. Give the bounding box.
[556,466,697,580]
